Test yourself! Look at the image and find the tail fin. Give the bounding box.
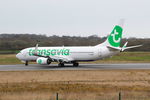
[96,20,142,51]
[100,20,124,48]
[107,25,123,47]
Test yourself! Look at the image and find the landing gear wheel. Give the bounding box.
[73,62,79,67]
[58,63,64,67]
[47,59,51,65]
[25,61,28,66]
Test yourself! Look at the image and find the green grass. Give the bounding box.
[86,52,150,63]
[0,50,19,54]
[0,54,21,64]
[0,52,150,65]
[106,52,150,61]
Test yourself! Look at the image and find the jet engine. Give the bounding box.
[36,57,51,65]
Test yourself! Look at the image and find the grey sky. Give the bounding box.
[0,0,150,38]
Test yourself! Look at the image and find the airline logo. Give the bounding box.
[37,59,42,64]
[29,49,70,56]
[108,25,123,47]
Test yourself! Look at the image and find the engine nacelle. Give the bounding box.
[36,57,51,65]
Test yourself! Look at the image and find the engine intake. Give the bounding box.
[36,57,51,65]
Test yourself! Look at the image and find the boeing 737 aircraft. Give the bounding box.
[16,23,142,67]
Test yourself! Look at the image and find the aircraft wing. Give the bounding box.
[50,55,74,63]
[33,53,73,63]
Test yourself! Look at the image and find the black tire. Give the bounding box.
[58,63,64,67]
[47,59,51,65]
[25,61,28,66]
[73,62,79,67]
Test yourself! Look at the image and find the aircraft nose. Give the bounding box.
[16,53,21,59]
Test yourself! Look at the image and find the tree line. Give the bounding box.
[0,34,149,52]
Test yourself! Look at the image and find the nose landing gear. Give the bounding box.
[25,61,28,66]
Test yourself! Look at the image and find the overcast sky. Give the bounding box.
[0,0,150,38]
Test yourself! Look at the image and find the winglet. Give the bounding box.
[33,44,38,55]
[121,42,128,52]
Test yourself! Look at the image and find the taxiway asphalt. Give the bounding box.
[0,63,149,71]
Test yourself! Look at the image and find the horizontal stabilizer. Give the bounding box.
[107,43,142,52]
[123,45,142,50]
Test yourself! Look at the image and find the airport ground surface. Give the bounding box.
[0,52,150,100]
[0,64,150,100]
[0,63,150,71]
[0,69,150,100]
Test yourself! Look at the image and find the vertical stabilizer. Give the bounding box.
[107,25,123,47]
[100,20,124,48]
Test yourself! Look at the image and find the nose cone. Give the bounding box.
[16,53,22,60]
[16,53,20,59]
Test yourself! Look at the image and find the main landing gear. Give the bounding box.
[73,62,79,67]
[58,63,64,67]
[58,62,79,67]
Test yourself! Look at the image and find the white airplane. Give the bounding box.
[16,22,142,66]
